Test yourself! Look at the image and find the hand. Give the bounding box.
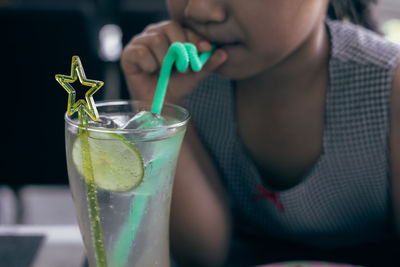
[121,20,228,105]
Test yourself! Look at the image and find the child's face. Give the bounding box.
[167,0,329,79]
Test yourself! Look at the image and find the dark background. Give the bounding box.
[0,0,168,187]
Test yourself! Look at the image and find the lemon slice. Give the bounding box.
[72,132,144,192]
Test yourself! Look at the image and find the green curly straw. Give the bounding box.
[152,42,215,114]
[111,42,215,266]
[56,56,107,267]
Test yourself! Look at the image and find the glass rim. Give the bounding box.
[64,100,190,134]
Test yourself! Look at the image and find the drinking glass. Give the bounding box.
[65,100,189,267]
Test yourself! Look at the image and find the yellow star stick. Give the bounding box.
[56,56,108,267]
[55,55,103,121]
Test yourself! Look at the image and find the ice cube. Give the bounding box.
[121,111,166,130]
[106,114,132,128]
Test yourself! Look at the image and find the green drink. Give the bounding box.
[65,100,189,267]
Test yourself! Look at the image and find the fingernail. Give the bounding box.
[198,41,212,51]
[216,50,227,60]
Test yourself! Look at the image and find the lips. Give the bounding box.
[184,24,242,49]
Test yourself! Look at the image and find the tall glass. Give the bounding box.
[65,100,189,267]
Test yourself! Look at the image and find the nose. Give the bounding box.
[184,0,227,24]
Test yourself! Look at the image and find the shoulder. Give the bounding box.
[327,18,400,69]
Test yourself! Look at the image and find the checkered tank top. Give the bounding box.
[184,19,400,247]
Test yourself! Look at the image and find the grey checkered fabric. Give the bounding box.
[184,19,400,247]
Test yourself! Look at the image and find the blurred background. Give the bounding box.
[0,0,169,226]
[0,0,399,228]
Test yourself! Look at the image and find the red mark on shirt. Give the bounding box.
[254,185,284,212]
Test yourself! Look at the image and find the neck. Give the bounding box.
[236,20,330,104]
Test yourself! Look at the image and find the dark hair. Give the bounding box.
[328,0,380,32]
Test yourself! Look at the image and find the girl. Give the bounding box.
[121,0,400,266]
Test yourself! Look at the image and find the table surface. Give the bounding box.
[0,225,85,267]
[1,225,396,267]
[0,225,364,267]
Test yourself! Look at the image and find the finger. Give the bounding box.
[184,30,212,52]
[194,49,228,79]
[121,44,141,74]
[121,44,159,74]
[197,40,213,52]
[147,21,187,44]
[131,32,170,67]
[144,20,170,33]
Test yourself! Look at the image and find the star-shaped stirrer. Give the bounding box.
[55,56,103,122]
[56,56,108,266]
